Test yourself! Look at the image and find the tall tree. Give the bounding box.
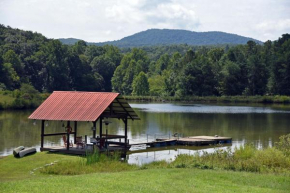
[3,49,23,77]
[90,55,115,91]
[132,72,149,96]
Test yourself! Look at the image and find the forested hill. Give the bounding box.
[59,29,263,47]
[1,24,290,106]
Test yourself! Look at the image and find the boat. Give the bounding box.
[13,146,25,156]
[18,147,37,158]
[13,146,37,158]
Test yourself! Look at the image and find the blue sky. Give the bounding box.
[0,0,289,42]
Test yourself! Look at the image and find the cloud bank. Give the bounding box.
[0,0,289,42]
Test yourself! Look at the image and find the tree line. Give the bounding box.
[0,24,289,97]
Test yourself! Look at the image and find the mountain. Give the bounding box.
[58,38,83,45]
[59,29,263,47]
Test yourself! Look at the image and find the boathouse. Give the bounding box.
[28,91,139,154]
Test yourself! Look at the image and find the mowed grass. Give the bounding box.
[1,168,290,193]
[0,152,290,193]
[0,152,79,181]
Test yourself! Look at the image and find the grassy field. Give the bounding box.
[0,152,289,193]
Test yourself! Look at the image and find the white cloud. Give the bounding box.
[0,0,289,42]
[257,19,290,31]
[255,19,290,41]
[146,2,200,30]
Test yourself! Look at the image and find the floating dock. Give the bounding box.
[130,136,232,148]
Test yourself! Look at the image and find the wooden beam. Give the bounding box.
[124,117,128,146]
[67,121,70,150]
[74,121,77,143]
[101,113,127,119]
[41,120,45,149]
[44,132,75,136]
[99,117,103,138]
[93,121,96,138]
[116,98,133,119]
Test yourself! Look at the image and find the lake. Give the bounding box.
[1,102,290,164]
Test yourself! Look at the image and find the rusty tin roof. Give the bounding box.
[28,91,139,121]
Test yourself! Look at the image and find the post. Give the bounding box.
[99,117,103,138]
[106,129,108,148]
[41,120,45,150]
[93,121,96,138]
[67,121,70,150]
[124,117,128,147]
[74,121,77,144]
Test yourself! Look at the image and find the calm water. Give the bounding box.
[1,102,290,164]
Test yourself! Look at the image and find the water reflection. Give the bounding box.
[1,103,290,165]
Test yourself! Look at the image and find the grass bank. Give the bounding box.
[0,152,289,193]
[124,95,290,104]
[1,134,290,193]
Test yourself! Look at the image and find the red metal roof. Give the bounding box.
[28,91,138,121]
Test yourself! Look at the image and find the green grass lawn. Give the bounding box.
[0,152,289,193]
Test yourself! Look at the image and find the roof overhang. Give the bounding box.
[28,91,139,121]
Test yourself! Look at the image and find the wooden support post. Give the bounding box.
[67,121,70,150]
[124,117,128,147]
[74,121,77,144]
[93,121,96,138]
[106,129,108,148]
[99,117,103,138]
[41,120,45,150]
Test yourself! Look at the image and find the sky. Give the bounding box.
[0,0,289,42]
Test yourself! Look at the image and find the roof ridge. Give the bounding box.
[53,91,120,94]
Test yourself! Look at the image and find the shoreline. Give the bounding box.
[124,95,290,104]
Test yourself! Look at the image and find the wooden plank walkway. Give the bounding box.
[130,136,232,148]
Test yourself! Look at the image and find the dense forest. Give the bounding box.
[59,29,262,47]
[0,24,290,98]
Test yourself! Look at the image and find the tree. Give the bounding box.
[0,62,20,90]
[246,55,268,95]
[72,40,87,55]
[272,34,290,95]
[132,72,149,96]
[111,49,149,95]
[41,40,71,91]
[155,54,170,75]
[84,45,105,63]
[220,61,243,95]
[3,49,23,77]
[90,55,115,91]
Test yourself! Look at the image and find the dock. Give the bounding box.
[41,135,232,156]
[130,136,232,148]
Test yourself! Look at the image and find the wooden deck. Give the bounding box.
[41,144,130,155]
[41,136,232,155]
[130,136,232,148]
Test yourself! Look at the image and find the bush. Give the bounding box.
[275,133,290,156]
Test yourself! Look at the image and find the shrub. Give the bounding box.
[275,133,290,156]
[234,144,256,160]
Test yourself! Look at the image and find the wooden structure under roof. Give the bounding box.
[28,91,139,152]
